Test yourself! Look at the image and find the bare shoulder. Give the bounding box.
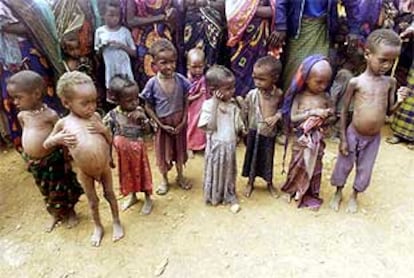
[45,107,59,122]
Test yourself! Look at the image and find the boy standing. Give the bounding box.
[330,29,407,213]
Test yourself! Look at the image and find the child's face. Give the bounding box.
[64,83,97,119]
[104,6,121,28]
[63,38,81,58]
[365,44,401,76]
[217,77,236,102]
[252,65,276,92]
[7,84,41,111]
[118,85,140,112]
[306,61,332,95]
[154,50,177,77]
[187,55,205,79]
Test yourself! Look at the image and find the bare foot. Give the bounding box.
[187,149,194,159]
[176,176,192,190]
[112,222,124,242]
[122,194,138,211]
[244,184,254,198]
[346,197,358,213]
[91,226,104,247]
[267,183,280,198]
[45,215,60,233]
[66,209,79,229]
[285,193,292,203]
[141,198,153,215]
[156,181,169,195]
[329,190,343,212]
[230,203,241,214]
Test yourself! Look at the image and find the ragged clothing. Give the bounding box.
[23,148,83,218]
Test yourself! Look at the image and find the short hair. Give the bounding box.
[149,38,177,58]
[205,65,235,89]
[366,29,402,53]
[187,48,205,63]
[56,71,94,99]
[109,74,139,100]
[254,55,282,77]
[7,70,45,95]
[104,0,120,14]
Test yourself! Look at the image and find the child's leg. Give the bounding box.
[244,178,254,198]
[66,207,79,229]
[101,168,124,242]
[347,134,381,213]
[141,192,153,215]
[77,171,104,247]
[156,172,169,195]
[329,186,344,212]
[267,181,280,198]
[176,162,192,190]
[122,193,138,211]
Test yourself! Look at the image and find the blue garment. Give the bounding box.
[275,0,360,39]
[304,0,328,18]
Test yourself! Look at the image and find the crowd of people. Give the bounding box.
[1,0,414,247]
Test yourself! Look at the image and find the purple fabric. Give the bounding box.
[331,124,381,192]
[140,73,190,118]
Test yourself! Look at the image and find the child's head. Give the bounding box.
[205,65,235,102]
[57,71,97,118]
[7,70,45,111]
[306,59,332,94]
[365,29,402,75]
[109,74,140,112]
[62,32,81,58]
[149,38,177,78]
[103,0,121,29]
[187,48,205,79]
[252,55,282,91]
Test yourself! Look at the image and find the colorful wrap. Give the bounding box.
[22,148,84,218]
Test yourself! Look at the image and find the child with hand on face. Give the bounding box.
[103,75,153,215]
[198,65,246,214]
[44,71,123,247]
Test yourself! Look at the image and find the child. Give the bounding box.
[186,48,209,158]
[103,75,153,215]
[44,71,123,246]
[242,55,283,198]
[280,55,334,210]
[95,0,136,104]
[7,70,83,232]
[140,38,192,195]
[330,29,406,213]
[198,65,246,213]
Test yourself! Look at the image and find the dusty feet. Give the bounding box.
[122,194,138,211]
[230,203,241,214]
[267,183,280,198]
[45,215,60,233]
[386,136,401,144]
[141,197,153,215]
[156,181,169,195]
[329,190,343,212]
[91,226,104,247]
[176,176,192,190]
[346,196,358,213]
[187,149,194,159]
[112,221,124,242]
[244,184,254,198]
[66,209,79,229]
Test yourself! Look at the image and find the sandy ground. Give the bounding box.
[1,127,414,278]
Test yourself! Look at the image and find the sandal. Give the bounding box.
[176,177,192,190]
[156,182,169,195]
[386,136,401,144]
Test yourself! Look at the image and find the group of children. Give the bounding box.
[7,27,408,246]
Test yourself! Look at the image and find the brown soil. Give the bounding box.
[1,127,414,277]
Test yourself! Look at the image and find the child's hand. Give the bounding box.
[264,113,281,127]
[214,90,224,100]
[87,120,107,135]
[339,140,349,156]
[161,124,176,134]
[108,41,125,50]
[55,129,78,148]
[128,109,146,123]
[313,108,330,118]
[397,86,411,103]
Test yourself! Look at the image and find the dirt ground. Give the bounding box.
[1,127,414,278]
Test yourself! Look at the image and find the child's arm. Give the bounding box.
[256,4,273,19]
[206,96,219,131]
[188,92,203,102]
[108,41,137,58]
[43,119,77,149]
[388,78,408,115]
[175,97,189,134]
[126,0,169,27]
[144,102,175,134]
[339,78,357,156]
[87,113,112,145]
[290,96,329,124]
